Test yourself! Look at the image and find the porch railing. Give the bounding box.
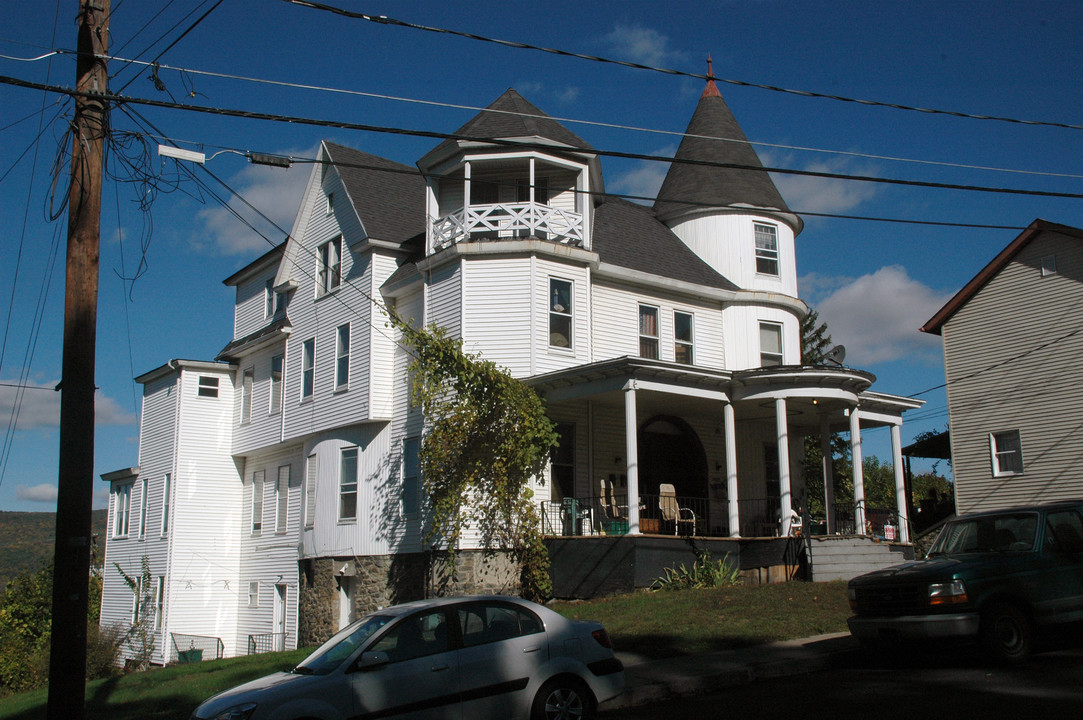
[169,633,223,664]
[247,632,287,655]
[432,202,584,249]
[540,493,709,537]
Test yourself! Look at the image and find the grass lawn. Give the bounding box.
[0,581,850,720]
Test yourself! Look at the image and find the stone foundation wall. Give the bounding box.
[297,551,520,647]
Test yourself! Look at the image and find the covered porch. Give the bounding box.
[528,357,924,543]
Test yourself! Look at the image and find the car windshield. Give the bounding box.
[928,512,1038,555]
[295,614,392,675]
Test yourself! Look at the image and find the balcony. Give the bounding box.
[432,201,584,250]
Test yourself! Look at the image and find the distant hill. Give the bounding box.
[0,509,108,591]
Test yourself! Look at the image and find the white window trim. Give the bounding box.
[251,470,265,535]
[160,473,171,537]
[759,321,784,367]
[264,278,275,319]
[638,304,659,360]
[304,454,318,530]
[301,339,315,402]
[990,430,1024,477]
[674,310,694,365]
[754,222,780,277]
[548,277,574,352]
[340,447,359,522]
[113,483,131,538]
[154,576,165,632]
[335,323,350,392]
[316,237,342,298]
[275,465,290,534]
[248,581,260,608]
[402,437,420,519]
[269,354,284,415]
[241,367,254,425]
[197,375,219,398]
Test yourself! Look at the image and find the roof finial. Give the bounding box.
[702,54,721,98]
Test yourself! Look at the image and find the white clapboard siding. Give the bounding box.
[591,280,725,369]
[232,265,278,341]
[722,304,801,371]
[236,444,304,653]
[232,339,288,456]
[369,254,401,419]
[668,213,798,297]
[427,261,462,339]
[461,257,532,375]
[942,230,1083,513]
[534,257,590,375]
[167,366,244,657]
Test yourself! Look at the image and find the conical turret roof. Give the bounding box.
[653,63,793,225]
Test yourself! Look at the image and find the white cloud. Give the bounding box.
[512,81,581,106]
[804,266,950,365]
[608,144,677,204]
[16,483,57,503]
[191,145,316,256]
[0,380,136,430]
[602,25,685,67]
[766,153,880,215]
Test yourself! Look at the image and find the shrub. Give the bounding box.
[650,551,741,591]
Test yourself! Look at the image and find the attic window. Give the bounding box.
[754,223,779,276]
[1041,255,1057,277]
[317,237,342,297]
[326,192,334,215]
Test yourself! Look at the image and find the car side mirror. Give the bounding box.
[351,651,390,672]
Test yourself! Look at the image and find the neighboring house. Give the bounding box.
[921,219,1083,514]
[101,78,921,664]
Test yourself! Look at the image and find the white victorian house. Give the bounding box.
[100,78,921,664]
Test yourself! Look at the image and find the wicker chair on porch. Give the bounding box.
[659,484,696,536]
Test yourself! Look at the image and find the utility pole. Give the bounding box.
[48,1,109,718]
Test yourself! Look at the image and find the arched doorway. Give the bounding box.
[638,415,708,505]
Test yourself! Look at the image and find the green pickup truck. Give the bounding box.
[847,499,1083,661]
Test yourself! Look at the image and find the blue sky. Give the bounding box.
[1,0,1081,512]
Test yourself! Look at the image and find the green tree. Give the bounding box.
[391,314,558,601]
[800,308,833,365]
[0,562,52,694]
[800,306,850,517]
[114,555,156,670]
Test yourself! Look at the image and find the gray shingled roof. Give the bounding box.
[421,89,594,165]
[593,198,738,291]
[324,142,426,245]
[653,89,791,223]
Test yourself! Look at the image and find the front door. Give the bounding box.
[273,584,287,652]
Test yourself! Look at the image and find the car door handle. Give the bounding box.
[430,664,450,672]
[522,646,539,653]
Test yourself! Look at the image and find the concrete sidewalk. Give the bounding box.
[607,632,859,709]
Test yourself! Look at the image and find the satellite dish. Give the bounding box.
[825,345,846,367]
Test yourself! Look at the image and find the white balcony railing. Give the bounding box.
[432,202,583,250]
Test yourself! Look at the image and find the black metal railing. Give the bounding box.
[169,633,223,664]
[248,632,287,655]
[540,493,710,536]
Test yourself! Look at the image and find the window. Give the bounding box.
[270,355,283,414]
[754,223,779,276]
[638,305,659,359]
[248,581,260,608]
[241,368,254,424]
[403,437,419,518]
[138,478,148,539]
[276,465,290,534]
[335,324,350,391]
[265,278,274,318]
[326,192,334,215]
[549,279,572,349]
[301,339,315,400]
[550,423,575,500]
[991,430,1023,476]
[516,177,549,203]
[161,473,171,536]
[458,601,543,648]
[317,237,342,296]
[132,576,142,624]
[369,609,449,663]
[251,470,265,534]
[340,447,358,521]
[1044,510,1083,554]
[674,311,694,364]
[759,322,783,367]
[304,455,318,529]
[113,484,131,538]
[197,376,219,398]
[472,180,499,205]
[154,577,165,632]
[1041,255,1057,277]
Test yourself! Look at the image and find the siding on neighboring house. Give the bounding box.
[168,367,243,657]
[232,340,288,455]
[232,265,278,341]
[941,230,1083,513]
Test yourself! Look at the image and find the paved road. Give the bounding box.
[602,645,1083,719]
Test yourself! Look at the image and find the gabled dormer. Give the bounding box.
[417,89,604,255]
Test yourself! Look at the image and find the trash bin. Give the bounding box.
[178,649,203,664]
[561,497,579,536]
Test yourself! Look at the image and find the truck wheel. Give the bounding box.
[981,602,1033,662]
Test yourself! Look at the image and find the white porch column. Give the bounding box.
[891,424,910,543]
[724,402,739,537]
[820,415,835,535]
[776,398,793,536]
[464,161,471,207]
[624,381,640,535]
[850,409,866,534]
[528,156,536,234]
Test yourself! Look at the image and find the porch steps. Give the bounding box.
[807,536,912,582]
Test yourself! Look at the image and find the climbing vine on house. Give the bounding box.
[390,312,558,601]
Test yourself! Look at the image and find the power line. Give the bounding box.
[5,74,1083,203]
[58,51,1082,182]
[281,0,1083,132]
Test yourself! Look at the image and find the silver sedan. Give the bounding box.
[191,595,625,720]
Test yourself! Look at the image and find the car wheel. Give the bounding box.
[531,677,595,720]
[981,602,1033,662]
